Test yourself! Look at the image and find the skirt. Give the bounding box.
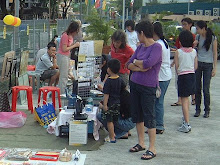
[178,73,195,97]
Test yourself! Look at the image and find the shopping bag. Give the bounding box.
[34,102,57,126]
[0,111,27,128]
[0,92,11,112]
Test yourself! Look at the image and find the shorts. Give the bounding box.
[130,81,156,128]
[102,104,120,122]
[178,73,195,97]
[40,69,58,81]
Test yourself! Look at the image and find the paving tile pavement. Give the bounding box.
[7,60,220,165]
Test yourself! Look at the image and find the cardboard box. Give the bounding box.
[69,119,88,146]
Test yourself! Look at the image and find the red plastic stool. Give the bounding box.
[27,65,36,71]
[11,86,34,113]
[38,86,62,111]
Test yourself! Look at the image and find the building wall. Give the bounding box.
[142,0,189,6]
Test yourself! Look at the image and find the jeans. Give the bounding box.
[195,62,213,112]
[97,113,135,139]
[155,80,170,131]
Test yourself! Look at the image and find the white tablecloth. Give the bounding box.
[48,106,101,140]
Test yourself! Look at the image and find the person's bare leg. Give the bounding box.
[191,94,195,105]
[181,97,189,123]
[107,122,115,141]
[54,72,60,86]
[177,97,182,104]
[130,122,145,151]
[49,72,59,86]
[136,122,145,147]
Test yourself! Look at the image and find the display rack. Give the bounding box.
[77,56,102,100]
[77,40,103,100]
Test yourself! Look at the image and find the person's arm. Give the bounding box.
[103,94,109,112]
[62,42,80,52]
[141,44,162,69]
[194,56,198,71]
[212,39,217,77]
[174,50,179,74]
[128,62,151,72]
[51,55,59,69]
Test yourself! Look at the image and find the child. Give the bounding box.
[174,30,198,133]
[100,59,126,142]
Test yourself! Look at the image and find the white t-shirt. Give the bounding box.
[125,30,139,51]
[177,48,197,75]
[156,39,172,81]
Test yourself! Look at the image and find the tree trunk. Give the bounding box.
[0,0,8,19]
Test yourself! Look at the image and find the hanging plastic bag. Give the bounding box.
[34,101,57,126]
[0,111,27,128]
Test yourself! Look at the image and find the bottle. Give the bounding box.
[86,97,93,113]
[87,97,93,105]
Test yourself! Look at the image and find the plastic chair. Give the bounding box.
[11,86,34,113]
[38,86,62,111]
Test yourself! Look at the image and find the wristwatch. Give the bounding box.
[133,59,137,64]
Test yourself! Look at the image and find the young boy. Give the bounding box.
[101,59,126,142]
[174,30,197,133]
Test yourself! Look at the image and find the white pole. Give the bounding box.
[187,0,190,15]
[15,0,19,17]
[122,0,125,30]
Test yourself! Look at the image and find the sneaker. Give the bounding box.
[188,124,192,131]
[181,118,192,131]
[178,123,191,133]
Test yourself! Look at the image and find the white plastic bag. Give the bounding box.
[0,111,27,128]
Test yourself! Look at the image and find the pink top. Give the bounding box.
[58,32,73,56]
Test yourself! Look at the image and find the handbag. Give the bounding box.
[34,101,57,126]
[0,92,11,112]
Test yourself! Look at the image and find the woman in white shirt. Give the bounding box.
[153,22,172,134]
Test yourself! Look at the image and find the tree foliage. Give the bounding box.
[85,9,116,45]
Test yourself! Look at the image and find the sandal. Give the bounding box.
[191,99,196,105]
[171,102,182,106]
[129,144,146,152]
[141,150,156,160]
[119,133,128,139]
[104,136,116,143]
[156,129,164,134]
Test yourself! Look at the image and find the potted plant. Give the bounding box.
[85,9,116,54]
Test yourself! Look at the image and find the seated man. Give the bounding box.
[34,47,47,65]
[35,42,60,86]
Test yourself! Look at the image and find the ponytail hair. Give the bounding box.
[153,22,169,49]
[196,20,214,51]
[205,28,214,51]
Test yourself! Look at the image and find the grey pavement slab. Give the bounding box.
[2,60,220,165]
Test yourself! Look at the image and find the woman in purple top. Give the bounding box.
[127,20,162,160]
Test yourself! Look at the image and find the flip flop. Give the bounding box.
[141,150,156,160]
[171,102,181,106]
[129,144,146,152]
